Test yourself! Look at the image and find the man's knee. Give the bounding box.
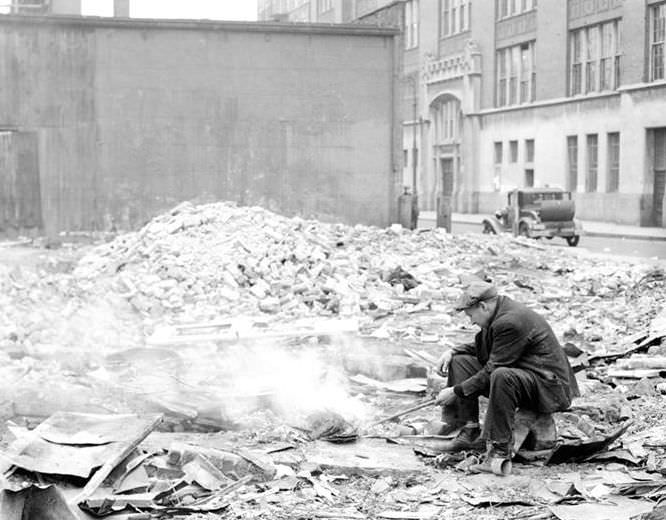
[490,366,513,384]
[449,354,475,369]
[448,354,480,384]
[489,367,525,393]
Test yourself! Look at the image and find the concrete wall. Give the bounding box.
[475,89,666,224]
[0,16,399,234]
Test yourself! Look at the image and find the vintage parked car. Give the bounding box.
[482,188,583,247]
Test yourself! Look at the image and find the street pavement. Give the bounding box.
[418,211,666,242]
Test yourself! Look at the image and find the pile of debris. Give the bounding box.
[72,201,473,321]
[0,201,665,519]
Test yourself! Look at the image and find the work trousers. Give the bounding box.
[442,354,541,445]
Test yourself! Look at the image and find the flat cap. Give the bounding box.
[454,281,498,311]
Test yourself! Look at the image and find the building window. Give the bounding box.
[569,20,621,95]
[318,0,332,13]
[496,0,536,20]
[510,140,518,162]
[433,98,461,144]
[405,0,419,49]
[571,31,583,95]
[650,3,666,81]
[494,141,503,164]
[494,141,503,191]
[607,132,620,192]
[496,41,536,107]
[404,149,409,169]
[441,0,471,37]
[525,169,534,187]
[567,135,578,191]
[525,139,535,162]
[586,134,598,192]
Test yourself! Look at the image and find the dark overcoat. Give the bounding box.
[454,296,579,413]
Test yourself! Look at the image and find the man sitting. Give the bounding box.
[434,281,579,466]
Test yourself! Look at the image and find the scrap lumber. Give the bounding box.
[147,318,358,346]
[615,356,666,369]
[349,374,427,394]
[606,368,665,379]
[71,414,163,505]
[367,398,437,428]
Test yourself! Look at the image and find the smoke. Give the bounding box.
[214,336,373,426]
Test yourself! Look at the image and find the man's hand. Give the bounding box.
[435,350,453,376]
[435,387,457,406]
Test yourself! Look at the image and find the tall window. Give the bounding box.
[433,98,461,144]
[496,0,536,19]
[494,141,503,164]
[318,0,332,13]
[496,41,536,107]
[510,140,518,162]
[509,47,519,104]
[607,132,620,192]
[650,3,666,81]
[525,169,534,187]
[571,31,583,95]
[585,28,597,93]
[567,135,578,191]
[526,139,535,162]
[586,134,598,192]
[405,0,419,49]
[569,20,621,95]
[441,0,471,37]
[494,141,503,191]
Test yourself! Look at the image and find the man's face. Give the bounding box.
[463,301,493,328]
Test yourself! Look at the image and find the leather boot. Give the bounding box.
[434,425,484,452]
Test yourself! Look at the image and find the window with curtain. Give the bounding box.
[496,0,536,20]
[496,41,536,107]
[650,3,666,81]
[441,0,470,37]
[405,0,419,49]
[569,20,622,95]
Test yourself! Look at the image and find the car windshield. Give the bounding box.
[520,191,568,205]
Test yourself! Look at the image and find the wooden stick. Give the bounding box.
[367,399,437,428]
[71,414,163,505]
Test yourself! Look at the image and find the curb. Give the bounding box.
[418,216,666,242]
[580,231,666,242]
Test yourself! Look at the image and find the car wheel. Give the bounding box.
[566,235,580,247]
[482,222,496,234]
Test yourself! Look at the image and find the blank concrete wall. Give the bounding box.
[0,16,399,233]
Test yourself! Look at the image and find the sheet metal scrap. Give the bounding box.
[546,421,632,465]
[0,412,162,480]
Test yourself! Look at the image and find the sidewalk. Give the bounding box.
[418,211,666,242]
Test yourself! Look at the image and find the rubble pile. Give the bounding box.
[73,201,475,321]
[71,201,664,352]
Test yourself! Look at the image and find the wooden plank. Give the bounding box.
[71,414,163,505]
